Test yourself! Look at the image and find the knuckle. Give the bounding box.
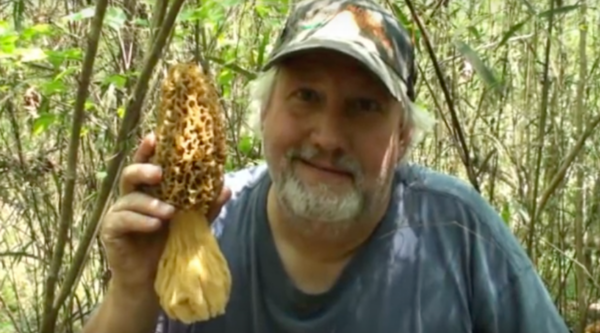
[99,213,118,238]
[120,164,138,182]
[111,194,130,210]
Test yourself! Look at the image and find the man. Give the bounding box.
[82,0,570,332]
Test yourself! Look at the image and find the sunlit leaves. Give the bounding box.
[453,40,504,97]
[497,4,581,49]
[0,21,62,64]
[102,74,127,89]
[45,49,82,68]
[218,68,234,97]
[497,18,530,48]
[39,67,78,98]
[32,113,58,136]
[0,33,19,56]
[104,7,127,30]
[539,4,581,18]
[501,202,511,227]
[19,24,53,40]
[178,2,227,23]
[60,6,127,30]
[18,48,46,62]
[237,135,254,156]
[61,7,95,23]
[388,3,422,46]
[116,106,125,119]
[40,80,66,96]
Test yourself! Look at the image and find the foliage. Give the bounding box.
[0,0,599,332]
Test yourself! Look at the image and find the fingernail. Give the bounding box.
[150,165,162,176]
[162,203,175,215]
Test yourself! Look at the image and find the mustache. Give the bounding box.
[285,145,363,177]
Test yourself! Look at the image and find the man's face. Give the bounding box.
[261,49,410,226]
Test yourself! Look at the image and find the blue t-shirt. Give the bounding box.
[156,163,569,333]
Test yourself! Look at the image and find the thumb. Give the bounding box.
[207,187,232,222]
[133,132,157,164]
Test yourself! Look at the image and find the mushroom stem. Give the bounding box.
[154,209,232,324]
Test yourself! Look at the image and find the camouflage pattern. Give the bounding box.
[263,0,417,104]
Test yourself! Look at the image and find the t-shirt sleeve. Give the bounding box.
[463,192,571,333]
[473,266,571,333]
[154,311,194,333]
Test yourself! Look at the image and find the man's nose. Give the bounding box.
[309,112,347,152]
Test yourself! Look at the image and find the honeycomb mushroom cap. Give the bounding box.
[150,63,227,215]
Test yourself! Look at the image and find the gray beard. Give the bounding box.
[274,167,366,225]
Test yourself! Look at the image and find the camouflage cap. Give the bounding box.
[262,0,417,104]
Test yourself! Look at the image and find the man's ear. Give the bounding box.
[396,102,413,146]
[395,119,414,163]
[260,106,267,123]
[259,104,269,134]
[400,125,413,146]
[260,79,276,126]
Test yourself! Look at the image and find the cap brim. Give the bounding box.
[263,37,411,107]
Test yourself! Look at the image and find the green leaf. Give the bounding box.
[390,4,421,44]
[537,5,580,18]
[55,66,78,81]
[225,159,236,172]
[218,69,233,98]
[517,0,537,15]
[96,171,107,180]
[17,47,46,62]
[218,68,233,86]
[223,0,243,5]
[81,125,90,137]
[46,48,83,68]
[256,30,269,67]
[254,3,269,17]
[497,16,531,49]
[32,113,57,136]
[104,6,127,30]
[103,74,127,88]
[85,99,95,111]
[40,80,66,95]
[501,202,511,226]
[453,40,503,97]
[0,34,18,50]
[20,23,52,40]
[0,21,10,35]
[134,18,150,27]
[61,6,96,23]
[467,26,481,40]
[238,135,254,155]
[179,2,225,23]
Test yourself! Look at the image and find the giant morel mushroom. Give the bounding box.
[149,62,231,324]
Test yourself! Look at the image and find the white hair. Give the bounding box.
[245,66,437,161]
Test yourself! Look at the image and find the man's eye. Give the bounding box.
[294,88,320,102]
[355,98,382,112]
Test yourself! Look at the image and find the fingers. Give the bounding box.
[119,163,163,195]
[119,132,160,195]
[103,186,231,239]
[207,187,232,222]
[102,210,164,237]
[111,192,176,221]
[133,132,156,164]
[102,192,176,238]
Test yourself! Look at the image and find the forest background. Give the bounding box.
[0,0,599,332]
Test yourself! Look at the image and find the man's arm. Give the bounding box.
[461,189,570,333]
[81,281,162,333]
[472,265,570,333]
